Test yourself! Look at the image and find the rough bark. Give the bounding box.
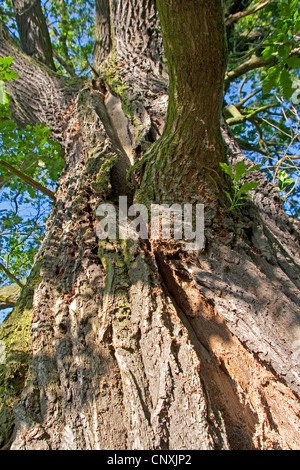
[93,0,112,66]
[0,31,78,131]
[12,0,55,70]
[0,0,299,451]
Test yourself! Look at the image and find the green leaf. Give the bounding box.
[0,57,14,68]
[220,162,234,178]
[224,190,233,203]
[278,45,291,60]
[262,46,275,61]
[0,57,19,81]
[233,161,249,182]
[237,181,259,197]
[0,81,9,105]
[286,56,300,69]
[246,164,261,173]
[279,68,294,100]
[262,66,281,95]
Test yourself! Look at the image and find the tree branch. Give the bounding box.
[0,158,56,200]
[225,54,277,84]
[12,0,55,70]
[0,283,21,310]
[52,47,77,77]
[235,87,263,109]
[226,103,279,125]
[236,138,269,156]
[225,48,300,84]
[0,262,24,288]
[226,0,275,26]
[93,0,112,67]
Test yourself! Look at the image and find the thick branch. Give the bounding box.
[225,48,300,84]
[12,0,55,70]
[0,283,21,310]
[0,33,79,138]
[225,54,276,84]
[96,0,166,101]
[137,0,228,204]
[93,0,112,67]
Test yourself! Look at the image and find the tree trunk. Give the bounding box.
[0,0,300,451]
[137,0,228,205]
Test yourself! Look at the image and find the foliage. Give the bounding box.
[0,57,64,285]
[220,161,260,210]
[43,0,95,76]
[225,0,300,217]
[260,0,300,100]
[0,57,19,82]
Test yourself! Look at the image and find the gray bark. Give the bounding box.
[12,0,55,70]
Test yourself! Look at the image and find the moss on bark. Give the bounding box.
[0,261,41,449]
[135,0,229,206]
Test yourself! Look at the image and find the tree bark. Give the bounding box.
[12,0,55,70]
[0,0,299,451]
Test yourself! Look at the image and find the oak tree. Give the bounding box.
[0,0,300,450]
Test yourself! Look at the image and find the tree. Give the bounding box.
[0,0,300,450]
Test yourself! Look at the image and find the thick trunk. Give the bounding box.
[0,0,299,451]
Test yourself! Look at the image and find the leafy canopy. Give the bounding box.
[225,0,300,217]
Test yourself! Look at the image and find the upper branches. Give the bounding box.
[12,0,55,70]
[225,0,275,26]
[224,0,300,216]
